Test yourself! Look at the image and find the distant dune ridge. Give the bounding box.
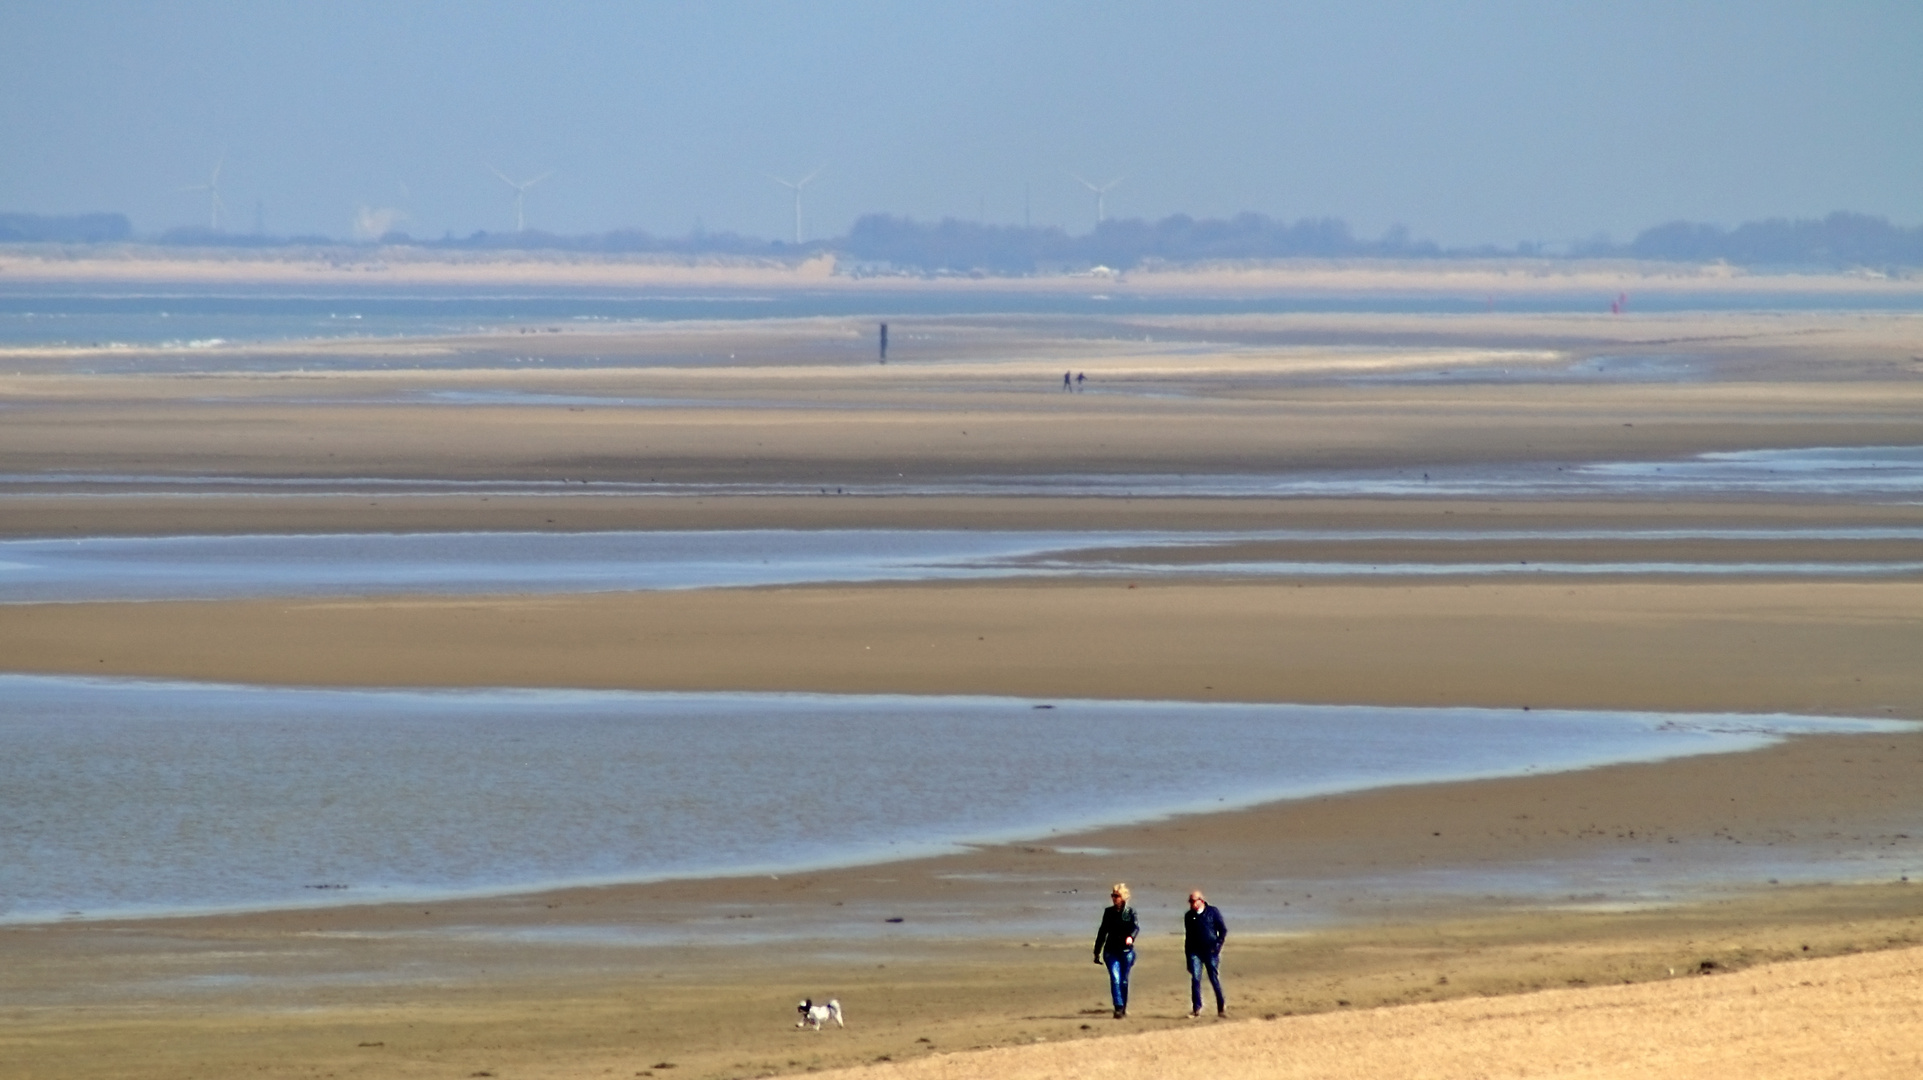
[3,208,1921,273]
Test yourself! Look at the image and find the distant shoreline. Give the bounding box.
[4,246,1923,296]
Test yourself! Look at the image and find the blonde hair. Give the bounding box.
[1110,882,1131,902]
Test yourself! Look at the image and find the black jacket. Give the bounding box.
[1093,903,1139,957]
[1184,903,1227,956]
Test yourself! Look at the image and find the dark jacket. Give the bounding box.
[1093,903,1139,958]
[1184,903,1227,957]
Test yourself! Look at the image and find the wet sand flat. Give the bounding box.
[3,579,1919,714]
[2,492,1922,541]
[5,373,1923,493]
[7,898,1922,1080]
[3,304,1923,1078]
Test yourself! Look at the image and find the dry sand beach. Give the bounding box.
[2,268,1922,1079]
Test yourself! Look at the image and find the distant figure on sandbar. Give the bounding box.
[879,322,888,363]
[1093,882,1138,1019]
[1064,370,1073,391]
[1076,371,1086,391]
[1184,889,1228,1018]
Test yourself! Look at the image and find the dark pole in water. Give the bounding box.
[879,322,888,363]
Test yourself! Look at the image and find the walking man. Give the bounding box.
[1092,882,1138,1019]
[1184,889,1228,1018]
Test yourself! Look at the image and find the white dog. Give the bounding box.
[795,998,844,1030]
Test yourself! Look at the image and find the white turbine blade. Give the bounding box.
[1101,176,1125,193]
[797,166,824,188]
[772,175,798,190]
[488,165,518,189]
[1068,171,1099,193]
[210,156,224,185]
[524,171,554,190]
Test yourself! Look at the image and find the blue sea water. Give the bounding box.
[5,285,1923,352]
[0,674,1906,925]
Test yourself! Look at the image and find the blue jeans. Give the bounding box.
[1189,951,1224,1013]
[1104,949,1135,1009]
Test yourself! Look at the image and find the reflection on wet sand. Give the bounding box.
[4,524,1920,602]
[8,446,1923,501]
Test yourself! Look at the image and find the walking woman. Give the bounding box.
[1092,882,1139,1018]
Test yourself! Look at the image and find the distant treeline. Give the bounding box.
[143,223,777,255]
[415,226,775,256]
[0,212,132,243]
[840,213,1436,273]
[840,211,1923,272]
[7,208,1922,272]
[1623,212,1923,267]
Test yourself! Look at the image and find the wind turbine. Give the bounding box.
[179,157,226,231]
[1069,172,1124,226]
[489,166,553,232]
[771,167,823,244]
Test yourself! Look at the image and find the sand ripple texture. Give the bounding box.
[811,946,1923,1080]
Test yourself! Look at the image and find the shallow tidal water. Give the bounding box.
[0,674,1907,925]
[1,524,1919,603]
[8,287,1923,354]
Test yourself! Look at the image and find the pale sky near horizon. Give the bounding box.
[1,1,1918,245]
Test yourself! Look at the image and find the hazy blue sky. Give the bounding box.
[2,2,1919,244]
